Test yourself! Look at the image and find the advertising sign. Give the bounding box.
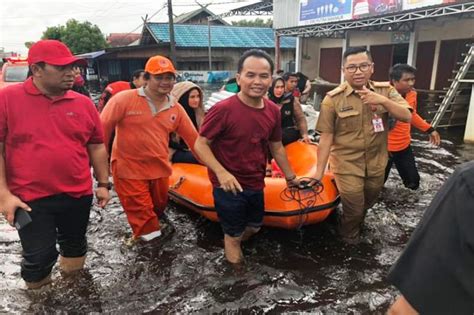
[299,0,464,25]
[299,0,352,25]
[179,71,233,83]
[352,0,402,19]
[403,0,446,10]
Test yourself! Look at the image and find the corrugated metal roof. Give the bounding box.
[75,50,106,59]
[146,23,296,48]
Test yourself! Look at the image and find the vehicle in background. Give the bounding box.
[0,58,29,89]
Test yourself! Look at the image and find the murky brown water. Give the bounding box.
[1,123,473,313]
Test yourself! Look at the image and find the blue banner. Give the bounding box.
[299,0,353,25]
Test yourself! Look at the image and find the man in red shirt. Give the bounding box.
[97,69,146,112]
[0,40,111,289]
[386,64,441,190]
[195,49,300,264]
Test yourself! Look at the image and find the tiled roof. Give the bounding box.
[174,7,228,25]
[107,33,141,47]
[146,23,296,48]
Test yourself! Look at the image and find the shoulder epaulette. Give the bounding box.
[327,86,345,97]
[372,81,391,88]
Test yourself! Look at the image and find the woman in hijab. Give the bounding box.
[268,77,310,145]
[169,81,205,164]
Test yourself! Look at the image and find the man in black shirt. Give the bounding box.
[387,161,474,314]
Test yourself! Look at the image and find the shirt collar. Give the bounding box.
[138,86,175,108]
[343,81,375,96]
[343,82,353,96]
[23,77,77,100]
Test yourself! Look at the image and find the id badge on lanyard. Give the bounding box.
[372,113,384,133]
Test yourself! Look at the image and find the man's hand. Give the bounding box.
[301,134,311,143]
[286,176,300,190]
[429,130,441,146]
[216,170,243,195]
[355,86,387,108]
[0,193,31,226]
[94,187,111,208]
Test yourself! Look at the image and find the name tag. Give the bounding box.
[340,106,354,112]
[372,114,384,133]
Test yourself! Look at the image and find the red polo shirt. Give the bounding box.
[0,77,104,202]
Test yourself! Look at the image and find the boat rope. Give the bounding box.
[280,177,324,230]
[170,176,186,189]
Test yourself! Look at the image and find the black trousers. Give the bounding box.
[18,193,93,282]
[267,128,301,163]
[282,127,301,146]
[384,145,420,190]
[171,149,200,164]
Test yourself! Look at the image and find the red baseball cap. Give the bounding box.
[27,40,87,66]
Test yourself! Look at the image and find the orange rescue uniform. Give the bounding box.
[101,87,198,238]
[388,90,431,152]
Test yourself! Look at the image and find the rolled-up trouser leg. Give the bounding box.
[56,194,93,274]
[18,197,59,283]
[150,177,169,219]
[113,176,160,238]
[334,174,365,240]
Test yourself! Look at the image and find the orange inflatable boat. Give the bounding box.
[168,141,340,229]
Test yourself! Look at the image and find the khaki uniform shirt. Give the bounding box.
[316,81,411,177]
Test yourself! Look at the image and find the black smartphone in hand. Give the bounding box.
[14,208,32,230]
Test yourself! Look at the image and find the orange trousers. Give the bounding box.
[113,174,169,238]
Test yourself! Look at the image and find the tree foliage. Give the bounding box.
[231,18,273,28]
[41,19,108,54]
[24,41,35,49]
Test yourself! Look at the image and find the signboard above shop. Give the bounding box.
[299,0,464,25]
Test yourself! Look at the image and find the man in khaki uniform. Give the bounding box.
[315,47,412,244]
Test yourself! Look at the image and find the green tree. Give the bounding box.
[41,19,108,54]
[231,18,273,28]
[42,25,64,41]
[24,41,36,49]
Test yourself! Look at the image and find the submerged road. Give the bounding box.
[1,127,473,313]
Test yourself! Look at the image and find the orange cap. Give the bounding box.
[145,55,177,75]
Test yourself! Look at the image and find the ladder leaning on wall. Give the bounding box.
[431,43,474,128]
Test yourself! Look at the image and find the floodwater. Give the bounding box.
[1,97,473,312]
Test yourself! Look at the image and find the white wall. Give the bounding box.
[273,0,300,29]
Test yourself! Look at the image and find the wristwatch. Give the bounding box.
[97,182,112,190]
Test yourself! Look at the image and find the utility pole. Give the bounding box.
[208,19,212,70]
[167,0,177,66]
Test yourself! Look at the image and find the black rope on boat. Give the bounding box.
[280,177,324,230]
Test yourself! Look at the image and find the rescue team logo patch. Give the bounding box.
[160,59,169,67]
[170,114,177,122]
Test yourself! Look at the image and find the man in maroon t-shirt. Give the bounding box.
[0,40,111,289]
[195,49,300,264]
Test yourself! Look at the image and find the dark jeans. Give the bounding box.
[18,193,93,282]
[213,188,264,237]
[384,145,420,190]
[172,149,200,164]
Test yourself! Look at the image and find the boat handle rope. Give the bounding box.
[280,177,324,229]
[171,176,186,189]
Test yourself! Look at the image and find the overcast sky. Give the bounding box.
[0,0,263,54]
